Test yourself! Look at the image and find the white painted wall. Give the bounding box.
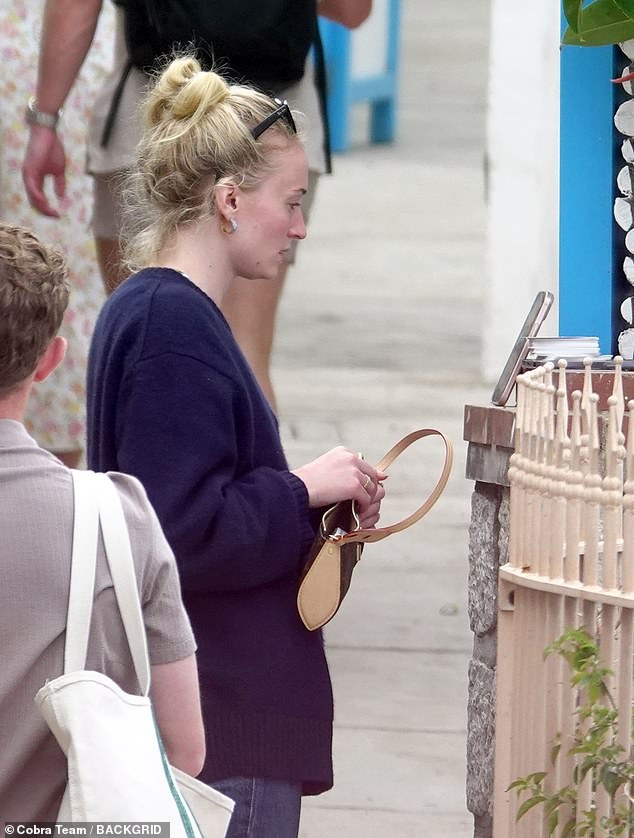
[482,0,561,382]
[350,0,390,77]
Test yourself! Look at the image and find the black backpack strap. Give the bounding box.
[312,23,332,175]
[100,59,134,148]
[101,21,331,163]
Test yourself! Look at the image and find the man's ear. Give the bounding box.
[34,336,67,383]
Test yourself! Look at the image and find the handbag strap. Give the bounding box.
[66,471,151,696]
[337,428,454,545]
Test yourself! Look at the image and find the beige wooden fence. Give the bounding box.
[493,358,634,837]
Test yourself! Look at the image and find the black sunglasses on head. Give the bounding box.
[250,98,297,140]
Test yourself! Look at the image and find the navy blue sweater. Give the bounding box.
[87,268,334,793]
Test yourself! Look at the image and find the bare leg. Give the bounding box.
[221,265,288,412]
[95,236,126,295]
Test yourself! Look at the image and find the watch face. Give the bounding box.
[491,291,555,407]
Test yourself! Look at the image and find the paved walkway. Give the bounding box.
[271,2,493,835]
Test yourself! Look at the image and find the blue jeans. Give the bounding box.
[211,777,302,838]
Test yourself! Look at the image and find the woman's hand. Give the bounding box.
[292,446,387,513]
[356,480,385,529]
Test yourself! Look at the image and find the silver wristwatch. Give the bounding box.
[25,97,61,129]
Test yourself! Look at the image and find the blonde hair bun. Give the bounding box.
[145,57,231,127]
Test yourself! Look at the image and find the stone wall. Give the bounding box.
[466,483,508,838]
[463,405,514,838]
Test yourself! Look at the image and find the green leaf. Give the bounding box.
[562,0,634,47]
[564,0,583,31]
[601,763,626,797]
[506,779,528,792]
[580,0,630,30]
[516,795,546,821]
[613,0,634,19]
[578,756,598,782]
[547,808,559,834]
[508,771,547,790]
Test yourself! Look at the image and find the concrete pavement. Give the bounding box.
[271,1,493,835]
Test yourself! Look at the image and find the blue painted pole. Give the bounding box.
[559,19,617,352]
[318,19,351,153]
[319,0,401,153]
[369,0,401,143]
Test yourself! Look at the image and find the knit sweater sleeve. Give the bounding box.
[115,349,315,594]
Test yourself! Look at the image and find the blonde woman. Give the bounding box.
[22,0,372,410]
[86,58,385,838]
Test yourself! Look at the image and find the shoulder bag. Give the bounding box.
[35,470,234,835]
[297,429,454,631]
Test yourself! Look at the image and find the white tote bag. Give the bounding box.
[35,470,234,835]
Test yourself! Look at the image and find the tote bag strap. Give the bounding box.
[64,470,102,674]
[66,470,150,696]
[94,472,151,697]
[337,428,454,545]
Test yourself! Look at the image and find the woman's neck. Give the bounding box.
[154,220,234,306]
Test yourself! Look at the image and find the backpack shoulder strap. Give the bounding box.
[100,60,134,148]
[312,22,332,174]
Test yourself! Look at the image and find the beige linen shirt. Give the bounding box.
[86,7,327,175]
[0,420,196,822]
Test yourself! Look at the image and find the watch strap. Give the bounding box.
[25,96,61,129]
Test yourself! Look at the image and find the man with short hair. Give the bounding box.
[0,222,205,820]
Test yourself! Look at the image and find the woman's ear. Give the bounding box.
[214,183,239,224]
[34,336,67,383]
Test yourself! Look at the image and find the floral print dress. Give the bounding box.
[0,0,114,453]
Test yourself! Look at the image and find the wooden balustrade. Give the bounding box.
[493,358,634,837]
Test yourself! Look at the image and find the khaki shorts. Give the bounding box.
[92,169,320,265]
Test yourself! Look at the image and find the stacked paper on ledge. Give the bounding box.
[527,336,601,361]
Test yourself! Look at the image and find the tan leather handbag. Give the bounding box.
[297,429,454,631]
